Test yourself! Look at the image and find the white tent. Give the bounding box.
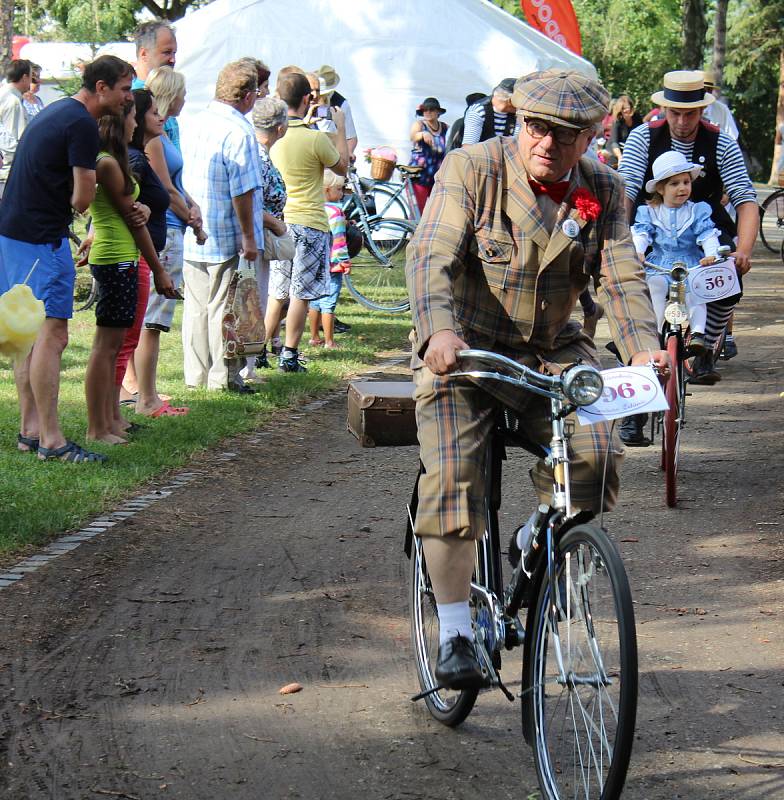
[174,0,595,164]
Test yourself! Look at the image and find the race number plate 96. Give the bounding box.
[576,366,669,425]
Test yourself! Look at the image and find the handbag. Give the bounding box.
[262,224,296,261]
[221,258,266,358]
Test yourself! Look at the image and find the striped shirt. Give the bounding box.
[326,201,350,273]
[462,102,519,145]
[619,124,756,208]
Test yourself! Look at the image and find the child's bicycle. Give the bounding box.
[406,350,638,800]
[640,246,735,507]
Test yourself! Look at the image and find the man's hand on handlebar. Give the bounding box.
[630,349,671,384]
[731,249,752,275]
[423,330,470,375]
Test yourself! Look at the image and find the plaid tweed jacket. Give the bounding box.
[406,136,660,364]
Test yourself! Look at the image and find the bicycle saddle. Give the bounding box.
[397,164,424,175]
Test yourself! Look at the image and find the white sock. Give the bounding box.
[437,601,473,646]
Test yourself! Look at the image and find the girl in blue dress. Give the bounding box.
[631,151,721,353]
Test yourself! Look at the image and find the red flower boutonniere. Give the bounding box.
[571,189,601,222]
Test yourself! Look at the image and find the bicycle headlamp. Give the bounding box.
[562,365,604,407]
[670,262,688,283]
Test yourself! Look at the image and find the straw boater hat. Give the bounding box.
[701,70,717,91]
[651,70,715,109]
[645,151,703,194]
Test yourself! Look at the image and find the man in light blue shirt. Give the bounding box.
[180,60,264,393]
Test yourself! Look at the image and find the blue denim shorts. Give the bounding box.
[0,234,75,319]
[309,272,343,313]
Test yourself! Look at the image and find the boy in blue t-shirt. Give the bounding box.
[0,55,134,464]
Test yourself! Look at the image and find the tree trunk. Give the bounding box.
[681,0,707,70]
[769,47,784,185]
[711,0,728,89]
[0,0,12,74]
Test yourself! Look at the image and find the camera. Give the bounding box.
[315,106,332,120]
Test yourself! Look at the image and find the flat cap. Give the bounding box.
[511,69,610,130]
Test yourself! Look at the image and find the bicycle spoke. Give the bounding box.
[529,526,636,799]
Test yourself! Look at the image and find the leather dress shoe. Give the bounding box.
[226,381,258,395]
[690,352,721,385]
[619,414,651,447]
[435,634,486,690]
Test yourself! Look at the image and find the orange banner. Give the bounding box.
[520,0,582,56]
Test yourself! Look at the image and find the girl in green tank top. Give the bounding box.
[83,105,175,447]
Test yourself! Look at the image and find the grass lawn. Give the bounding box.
[0,295,411,557]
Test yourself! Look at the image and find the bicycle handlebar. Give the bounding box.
[451,349,604,406]
[642,246,732,273]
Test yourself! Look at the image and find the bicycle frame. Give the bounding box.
[448,351,603,658]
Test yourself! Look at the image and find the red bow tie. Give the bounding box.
[528,179,571,205]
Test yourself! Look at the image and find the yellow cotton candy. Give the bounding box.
[0,284,46,361]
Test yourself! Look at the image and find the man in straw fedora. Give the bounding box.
[405,69,668,688]
[619,69,757,388]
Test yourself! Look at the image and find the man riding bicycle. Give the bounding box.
[405,70,668,690]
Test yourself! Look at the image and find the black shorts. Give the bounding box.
[90,261,138,328]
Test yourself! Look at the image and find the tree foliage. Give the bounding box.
[570,0,682,109]
[720,0,783,177]
[46,0,138,44]
[492,0,780,179]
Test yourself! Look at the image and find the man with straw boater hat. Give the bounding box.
[619,69,758,388]
[405,69,668,688]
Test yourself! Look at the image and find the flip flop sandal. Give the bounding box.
[18,434,40,453]
[120,393,139,407]
[37,441,108,464]
[124,422,148,434]
[149,401,189,418]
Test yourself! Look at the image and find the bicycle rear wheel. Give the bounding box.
[525,524,638,800]
[662,334,682,507]
[409,536,479,726]
[759,190,784,253]
[344,217,414,313]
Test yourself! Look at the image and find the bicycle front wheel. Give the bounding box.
[369,184,411,221]
[344,218,414,313]
[759,190,784,253]
[525,524,638,800]
[662,334,682,507]
[409,536,479,726]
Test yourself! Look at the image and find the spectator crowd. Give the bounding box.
[0,22,362,463]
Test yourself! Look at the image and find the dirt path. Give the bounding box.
[1,245,783,800]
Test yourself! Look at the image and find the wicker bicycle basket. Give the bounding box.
[370,155,396,181]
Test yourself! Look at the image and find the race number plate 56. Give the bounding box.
[688,263,738,303]
[577,366,669,425]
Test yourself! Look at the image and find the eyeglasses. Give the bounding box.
[522,117,587,146]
